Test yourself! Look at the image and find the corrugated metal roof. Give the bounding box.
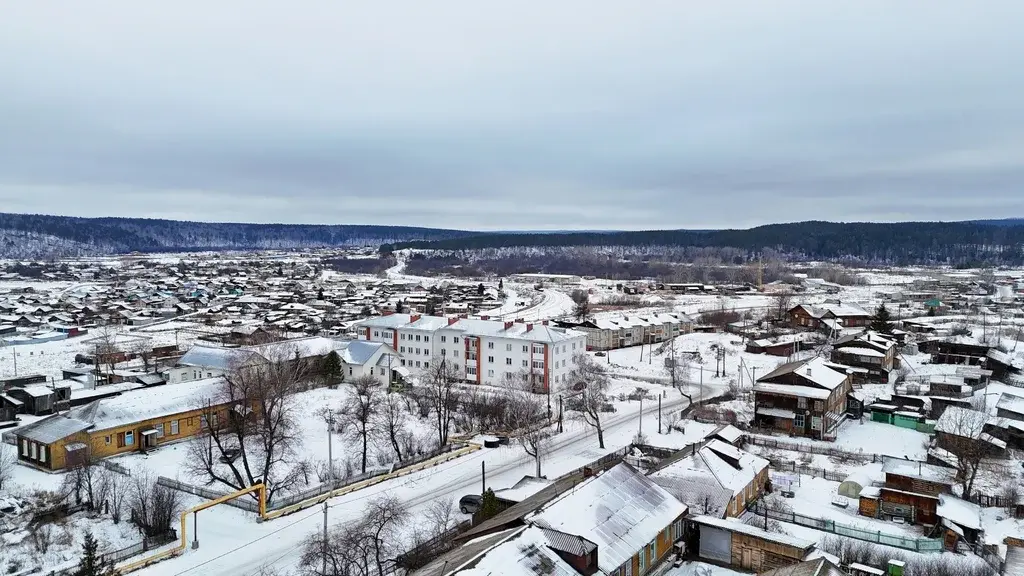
[529,463,687,574]
[540,528,596,557]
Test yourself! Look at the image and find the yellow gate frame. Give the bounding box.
[119,483,267,573]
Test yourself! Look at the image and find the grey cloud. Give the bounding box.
[1,1,1023,230]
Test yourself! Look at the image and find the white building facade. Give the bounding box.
[356,314,588,390]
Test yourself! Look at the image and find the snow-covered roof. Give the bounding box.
[447,527,580,576]
[357,314,587,344]
[757,406,797,418]
[178,345,254,370]
[758,357,848,391]
[709,424,743,444]
[690,515,816,550]
[882,459,956,485]
[754,382,831,400]
[653,440,768,497]
[938,494,982,531]
[997,393,1024,416]
[494,476,552,504]
[833,346,886,358]
[934,406,991,439]
[529,463,687,574]
[245,336,341,360]
[337,340,387,366]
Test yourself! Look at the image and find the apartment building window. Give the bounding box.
[424,336,430,343]
[572,343,577,350]
[415,335,421,342]
[400,346,405,353]
[522,360,528,367]
[533,345,544,354]
[441,349,447,356]
[506,344,512,351]
[455,349,462,358]
[506,358,512,365]
[467,366,477,375]
[374,331,379,337]
[415,361,421,368]
[415,348,421,355]
[488,342,494,349]
[562,345,567,353]
[453,337,460,344]
[424,361,429,368]
[401,334,406,340]
[523,345,528,353]
[171,420,179,435]
[487,370,494,377]
[441,336,447,343]
[487,356,494,363]
[400,359,406,366]
[533,361,544,369]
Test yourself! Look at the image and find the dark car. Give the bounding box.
[219,448,241,464]
[459,494,483,514]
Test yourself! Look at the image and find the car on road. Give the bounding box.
[459,494,483,514]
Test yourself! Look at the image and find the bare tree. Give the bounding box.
[94,466,129,523]
[128,338,155,373]
[60,460,98,506]
[770,292,794,323]
[341,375,383,474]
[378,392,409,463]
[129,467,183,538]
[566,353,610,449]
[939,408,992,499]
[502,371,552,477]
[185,347,308,504]
[664,341,693,403]
[0,446,15,491]
[91,325,122,378]
[300,496,408,576]
[422,357,462,447]
[570,289,590,321]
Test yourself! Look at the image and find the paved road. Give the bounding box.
[139,384,716,576]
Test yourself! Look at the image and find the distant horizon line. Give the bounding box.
[1,210,1023,233]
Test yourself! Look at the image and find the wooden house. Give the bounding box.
[831,331,898,383]
[753,357,853,440]
[690,515,816,573]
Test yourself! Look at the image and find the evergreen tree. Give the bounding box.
[477,283,485,296]
[396,299,405,314]
[498,278,504,291]
[870,303,895,334]
[478,488,501,521]
[74,532,118,576]
[322,350,342,384]
[317,287,324,300]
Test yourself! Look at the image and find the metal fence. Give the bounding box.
[44,531,176,576]
[747,503,943,553]
[743,435,879,463]
[767,459,847,482]
[157,477,260,513]
[102,460,132,476]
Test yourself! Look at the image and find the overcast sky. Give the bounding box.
[2,2,1023,231]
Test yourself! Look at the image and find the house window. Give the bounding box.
[624,562,633,576]
[171,420,179,435]
[506,358,512,365]
[814,401,824,411]
[349,367,354,375]
[415,348,421,355]
[21,439,28,456]
[797,397,807,409]
[673,519,683,540]
[794,413,805,429]
[125,431,134,446]
[487,356,494,363]
[39,445,46,464]
[30,442,37,461]
[639,547,646,573]
[155,423,164,438]
[456,350,462,358]
[650,542,656,563]
[369,368,374,376]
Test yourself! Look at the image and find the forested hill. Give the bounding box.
[391,220,1024,266]
[0,213,478,258]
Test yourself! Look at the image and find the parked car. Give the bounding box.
[594,351,606,357]
[459,494,483,514]
[219,448,241,464]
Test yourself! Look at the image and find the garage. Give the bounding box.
[697,524,732,564]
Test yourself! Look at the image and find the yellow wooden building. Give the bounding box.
[14,377,232,471]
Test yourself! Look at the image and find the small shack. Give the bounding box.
[689,515,815,572]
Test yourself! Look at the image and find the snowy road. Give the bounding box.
[491,288,575,322]
[138,385,715,576]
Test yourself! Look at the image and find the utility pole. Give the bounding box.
[322,501,329,576]
[557,395,563,433]
[481,461,486,494]
[658,396,662,434]
[327,412,334,483]
[12,348,16,376]
[638,397,643,437]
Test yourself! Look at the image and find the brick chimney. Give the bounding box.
[526,323,534,332]
[515,318,525,323]
[448,317,459,326]
[542,320,549,326]
[410,314,421,323]
[480,315,490,320]
[382,310,393,316]
[504,321,514,330]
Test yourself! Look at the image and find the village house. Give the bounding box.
[651,439,769,518]
[13,377,233,471]
[830,331,898,383]
[859,460,955,528]
[417,463,686,576]
[787,303,872,333]
[753,357,853,440]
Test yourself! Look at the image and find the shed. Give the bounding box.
[690,515,815,572]
[838,467,882,499]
